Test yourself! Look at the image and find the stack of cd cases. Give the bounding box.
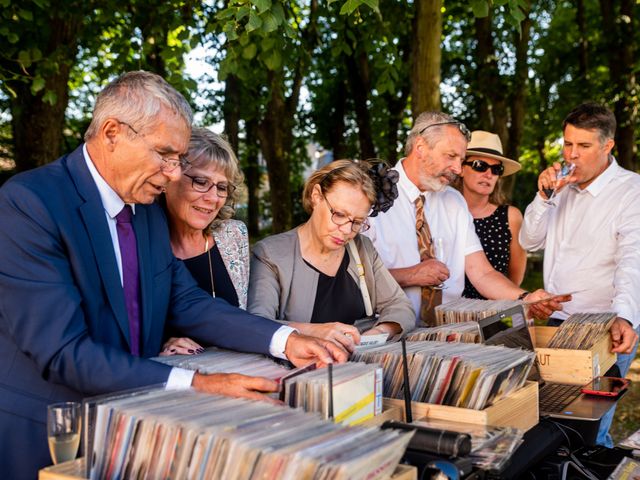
[84,387,413,480]
[351,341,534,410]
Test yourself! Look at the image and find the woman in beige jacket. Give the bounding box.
[248,160,414,352]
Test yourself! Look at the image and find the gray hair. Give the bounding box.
[188,127,245,230]
[404,111,457,156]
[84,71,193,141]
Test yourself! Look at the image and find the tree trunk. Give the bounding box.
[8,15,81,171]
[411,0,441,117]
[223,75,240,152]
[474,14,494,130]
[504,13,532,202]
[327,75,348,160]
[575,0,589,82]
[506,15,531,163]
[244,120,262,238]
[257,74,293,233]
[600,0,637,170]
[223,74,262,237]
[345,50,376,159]
[615,0,637,171]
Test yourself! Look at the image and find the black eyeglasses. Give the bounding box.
[323,195,370,233]
[463,159,504,176]
[418,121,472,142]
[117,121,192,173]
[184,174,236,197]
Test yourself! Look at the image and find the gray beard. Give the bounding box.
[423,171,458,192]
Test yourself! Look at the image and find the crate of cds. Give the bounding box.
[351,341,539,431]
[78,387,413,480]
[150,347,398,426]
[530,312,617,386]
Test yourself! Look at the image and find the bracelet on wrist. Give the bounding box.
[517,291,530,301]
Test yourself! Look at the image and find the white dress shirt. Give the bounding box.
[83,145,294,388]
[365,159,483,321]
[520,158,640,327]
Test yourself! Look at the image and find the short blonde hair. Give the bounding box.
[187,128,244,230]
[302,160,376,214]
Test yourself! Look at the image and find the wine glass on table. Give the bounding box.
[432,237,447,290]
[47,402,81,465]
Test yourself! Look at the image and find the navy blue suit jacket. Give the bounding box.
[0,146,280,477]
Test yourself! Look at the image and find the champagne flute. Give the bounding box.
[432,237,447,290]
[47,402,81,465]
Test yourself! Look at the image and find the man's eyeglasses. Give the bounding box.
[323,195,370,233]
[463,159,504,176]
[418,121,472,142]
[184,174,236,198]
[118,121,192,173]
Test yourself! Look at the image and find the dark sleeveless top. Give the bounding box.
[463,204,512,300]
[183,244,240,307]
[304,250,366,325]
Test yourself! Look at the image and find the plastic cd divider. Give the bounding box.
[328,363,334,420]
[401,338,413,423]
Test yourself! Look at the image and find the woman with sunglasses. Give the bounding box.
[455,130,527,299]
[160,127,248,355]
[248,160,414,352]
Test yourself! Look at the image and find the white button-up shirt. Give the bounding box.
[365,159,482,321]
[83,145,293,388]
[519,159,640,327]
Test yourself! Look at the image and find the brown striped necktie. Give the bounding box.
[415,195,442,326]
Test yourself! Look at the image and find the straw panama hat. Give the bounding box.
[466,130,522,176]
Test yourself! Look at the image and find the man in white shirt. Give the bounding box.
[366,111,566,324]
[520,102,640,447]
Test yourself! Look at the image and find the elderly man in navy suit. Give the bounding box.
[0,71,346,478]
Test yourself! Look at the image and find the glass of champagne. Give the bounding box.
[47,402,81,465]
[432,237,446,290]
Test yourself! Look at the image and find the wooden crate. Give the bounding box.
[531,326,616,386]
[391,464,418,480]
[358,403,404,427]
[40,456,416,480]
[39,458,86,480]
[384,380,538,431]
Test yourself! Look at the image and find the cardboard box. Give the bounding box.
[384,380,538,431]
[531,326,616,386]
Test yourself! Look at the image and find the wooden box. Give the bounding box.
[359,403,404,427]
[531,326,616,386]
[40,457,417,480]
[384,380,538,431]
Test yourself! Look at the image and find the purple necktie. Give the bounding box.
[115,205,141,356]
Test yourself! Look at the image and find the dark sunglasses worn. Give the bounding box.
[418,121,472,142]
[463,159,504,176]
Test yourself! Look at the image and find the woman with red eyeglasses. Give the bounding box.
[454,131,527,299]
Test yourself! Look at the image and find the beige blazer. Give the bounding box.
[248,228,415,335]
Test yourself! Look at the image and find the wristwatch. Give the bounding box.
[517,291,530,301]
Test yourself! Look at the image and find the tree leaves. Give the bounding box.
[469,0,489,18]
[30,76,45,94]
[339,0,378,15]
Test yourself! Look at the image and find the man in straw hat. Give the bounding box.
[456,130,527,300]
[520,102,640,446]
[365,111,569,326]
